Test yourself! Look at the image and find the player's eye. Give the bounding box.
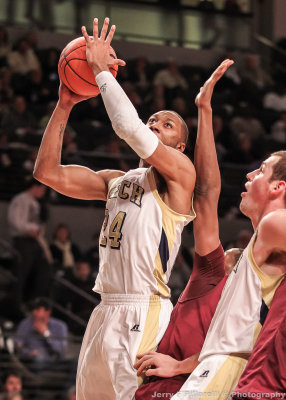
[165,122,172,128]
[148,118,155,124]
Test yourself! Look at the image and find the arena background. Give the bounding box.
[0,1,285,399]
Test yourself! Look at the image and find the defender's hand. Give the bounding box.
[195,59,234,109]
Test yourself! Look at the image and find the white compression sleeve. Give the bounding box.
[95,71,159,159]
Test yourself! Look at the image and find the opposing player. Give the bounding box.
[171,162,286,395]
[134,59,235,399]
[33,18,196,400]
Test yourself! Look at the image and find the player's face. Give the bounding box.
[240,155,280,218]
[147,111,185,152]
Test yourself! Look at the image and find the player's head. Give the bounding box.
[146,110,189,153]
[240,151,286,222]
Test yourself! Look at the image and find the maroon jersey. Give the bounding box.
[135,244,226,400]
[232,277,286,399]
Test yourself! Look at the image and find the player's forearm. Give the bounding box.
[195,106,221,196]
[95,71,158,159]
[33,103,71,184]
[174,353,200,375]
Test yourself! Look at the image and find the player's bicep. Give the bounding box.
[145,142,195,189]
[193,199,220,256]
[46,165,123,201]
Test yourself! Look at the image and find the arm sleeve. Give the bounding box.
[95,71,159,159]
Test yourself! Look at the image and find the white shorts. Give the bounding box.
[76,293,173,400]
[171,354,247,400]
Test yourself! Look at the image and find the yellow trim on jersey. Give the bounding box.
[147,168,196,220]
[107,176,123,198]
[135,295,162,386]
[154,251,171,297]
[248,235,286,307]
[200,355,247,400]
[147,167,195,296]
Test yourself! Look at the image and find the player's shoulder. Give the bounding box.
[258,209,286,243]
[259,209,286,228]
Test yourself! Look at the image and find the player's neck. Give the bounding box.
[251,201,285,230]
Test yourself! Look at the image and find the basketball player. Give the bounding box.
[134,59,236,399]
[232,275,286,399]
[33,18,196,400]
[170,154,286,395]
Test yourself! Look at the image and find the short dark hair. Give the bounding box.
[2,370,22,385]
[30,297,51,311]
[270,150,286,206]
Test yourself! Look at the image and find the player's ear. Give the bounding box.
[176,141,185,153]
[270,180,286,198]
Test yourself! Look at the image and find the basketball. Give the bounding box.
[58,36,118,96]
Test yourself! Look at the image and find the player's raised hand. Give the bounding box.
[82,17,126,76]
[195,59,234,109]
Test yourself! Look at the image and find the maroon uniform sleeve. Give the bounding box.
[179,243,225,302]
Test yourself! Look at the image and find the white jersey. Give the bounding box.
[93,167,195,297]
[199,233,285,361]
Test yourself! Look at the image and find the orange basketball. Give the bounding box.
[58,36,118,96]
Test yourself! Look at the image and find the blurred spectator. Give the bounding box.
[1,394,23,400]
[128,56,153,102]
[153,59,188,107]
[263,84,286,112]
[239,54,273,90]
[197,0,215,11]
[270,112,286,144]
[229,104,265,141]
[22,148,38,173]
[50,223,82,270]
[41,48,60,101]
[0,371,22,400]
[8,178,51,302]
[7,38,41,94]
[236,229,253,248]
[53,258,99,334]
[66,385,76,400]
[0,27,11,70]
[1,96,38,139]
[224,0,242,13]
[85,233,100,273]
[223,132,257,164]
[14,298,68,363]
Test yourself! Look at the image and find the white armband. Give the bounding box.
[95,71,159,159]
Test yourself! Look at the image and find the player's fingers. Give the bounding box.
[109,58,126,67]
[145,368,160,377]
[93,17,99,39]
[106,24,116,44]
[81,26,91,43]
[100,17,110,40]
[136,359,153,376]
